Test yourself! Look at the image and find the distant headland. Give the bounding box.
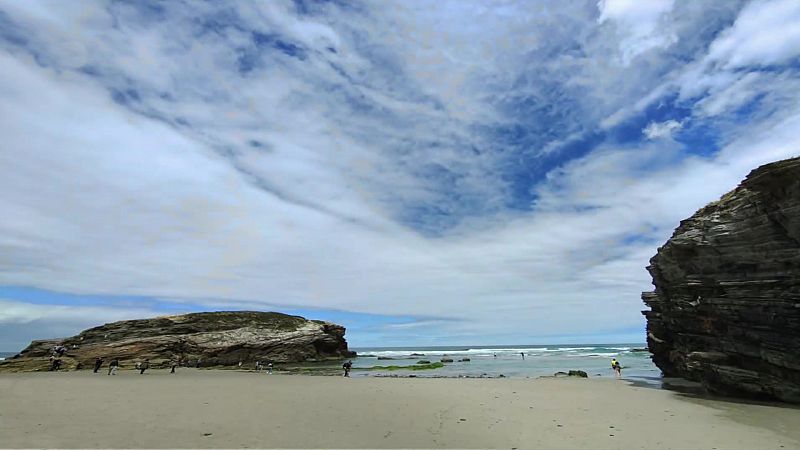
[0,311,356,372]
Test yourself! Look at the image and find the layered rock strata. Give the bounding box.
[0,311,355,372]
[642,157,800,402]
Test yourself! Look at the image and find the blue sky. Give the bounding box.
[1,0,800,350]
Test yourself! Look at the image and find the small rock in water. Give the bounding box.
[203,433,213,437]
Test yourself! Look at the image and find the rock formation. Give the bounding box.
[642,157,800,402]
[0,311,356,372]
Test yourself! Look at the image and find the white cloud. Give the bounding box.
[597,0,676,64]
[0,300,157,326]
[642,119,683,139]
[0,0,798,347]
[707,0,800,69]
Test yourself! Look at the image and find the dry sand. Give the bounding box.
[1,369,799,449]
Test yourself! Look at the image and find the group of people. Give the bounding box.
[47,344,71,371]
[90,357,121,375]
[255,360,274,373]
[90,357,161,375]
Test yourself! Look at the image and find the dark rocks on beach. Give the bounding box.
[553,370,588,378]
[440,358,454,363]
[410,353,426,356]
[377,357,397,360]
[460,358,471,362]
[0,311,356,372]
[417,360,431,364]
[642,157,800,403]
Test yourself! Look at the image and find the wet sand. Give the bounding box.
[1,369,798,449]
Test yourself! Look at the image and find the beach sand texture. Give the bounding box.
[1,370,798,449]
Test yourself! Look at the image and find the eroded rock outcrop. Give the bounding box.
[0,311,356,372]
[642,157,800,402]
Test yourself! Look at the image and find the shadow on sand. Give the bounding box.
[624,376,800,410]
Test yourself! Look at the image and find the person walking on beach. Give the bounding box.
[342,360,352,377]
[255,360,262,372]
[611,358,622,379]
[170,359,178,374]
[93,357,103,373]
[108,358,119,375]
[520,352,525,360]
[267,362,273,374]
[139,359,150,375]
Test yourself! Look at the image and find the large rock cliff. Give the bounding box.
[642,157,800,402]
[0,311,356,372]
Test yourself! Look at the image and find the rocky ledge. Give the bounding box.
[642,157,800,402]
[0,311,356,372]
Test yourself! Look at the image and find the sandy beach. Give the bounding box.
[1,370,798,449]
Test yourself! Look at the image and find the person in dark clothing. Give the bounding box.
[342,360,352,377]
[139,359,150,374]
[93,357,103,373]
[108,358,119,375]
[50,358,62,371]
[170,360,178,374]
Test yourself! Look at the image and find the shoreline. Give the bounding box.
[2,370,799,449]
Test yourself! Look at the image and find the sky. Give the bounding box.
[1,0,799,350]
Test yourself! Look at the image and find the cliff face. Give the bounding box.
[642,157,800,402]
[0,311,356,372]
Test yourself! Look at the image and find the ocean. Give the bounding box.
[350,344,660,383]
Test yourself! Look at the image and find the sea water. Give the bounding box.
[350,344,660,383]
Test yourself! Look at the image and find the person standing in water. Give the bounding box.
[611,358,622,378]
[520,352,525,360]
